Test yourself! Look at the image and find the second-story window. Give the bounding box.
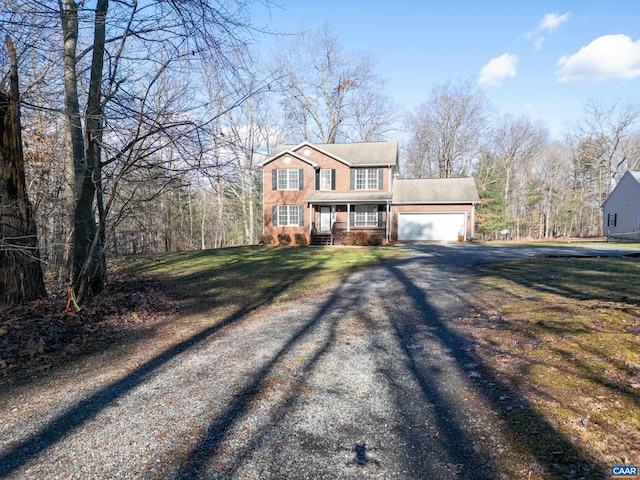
[354,168,380,190]
[319,169,333,190]
[275,168,301,190]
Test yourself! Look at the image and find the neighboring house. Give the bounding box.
[259,141,480,245]
[602,170,640,240]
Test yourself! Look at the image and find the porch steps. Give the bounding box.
[311,233,332,246]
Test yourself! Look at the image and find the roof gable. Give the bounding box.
[604,170,640,206]
[257,147,320,168]
[261,141,398,168]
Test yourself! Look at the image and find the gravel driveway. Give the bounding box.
[0,243,635,479]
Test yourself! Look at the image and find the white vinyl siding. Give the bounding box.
[602,171,640,235]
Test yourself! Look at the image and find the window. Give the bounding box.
[273,205,303,226]
[608,213,617,227]
[274,169,301,190]
[319,169,333,190]
[352,168,381,190]
[353,205,379,227]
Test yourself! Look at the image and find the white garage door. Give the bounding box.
[398,212,466,241]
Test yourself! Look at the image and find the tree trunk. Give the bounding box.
[0,36,47,306]
[60,0,108,301]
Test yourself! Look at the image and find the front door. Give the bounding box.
[320,206,331,232]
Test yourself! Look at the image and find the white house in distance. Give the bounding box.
[602,170,640,240]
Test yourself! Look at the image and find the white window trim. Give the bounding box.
[277,205,301,226]
[353,205,378,227]
[277,169,300,190]
[319,169,332,191]
[355,169,379,190]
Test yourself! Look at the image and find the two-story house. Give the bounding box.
[260,141,480,245]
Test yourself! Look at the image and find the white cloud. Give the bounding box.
[523,12,570,50]
[533,37,545,52]
[538,12,570,33]
[557,34,640,82]
[479,54,518,87]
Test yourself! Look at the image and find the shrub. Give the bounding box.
[259,234,274,245]
[294,233,307,246]
[277,233,291,246]
[368,235,383,246]
[341,231,382,246]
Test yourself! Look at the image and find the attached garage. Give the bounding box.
[391,178,480,242]
[398,212,466,241]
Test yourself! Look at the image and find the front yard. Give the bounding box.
[461,254,640,472]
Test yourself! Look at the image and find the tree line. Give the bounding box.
[1,2,639,305]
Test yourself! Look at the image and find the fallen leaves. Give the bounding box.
[0,278,175,382]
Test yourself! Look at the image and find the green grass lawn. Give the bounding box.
[121,245,401,310]
[463,256,640,471]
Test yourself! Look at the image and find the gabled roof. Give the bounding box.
[393,178,480,204]
[257,148,320,168]
[261,141,398,167]
[603,169,640,206]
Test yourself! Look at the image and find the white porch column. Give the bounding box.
[386,202,391,240]
[309,203,313,233]
[347,203,351,232]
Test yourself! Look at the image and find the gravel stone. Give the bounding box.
[0,243,633,479]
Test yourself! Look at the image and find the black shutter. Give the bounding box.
[272,170,277,190]
[315,169,320,190]
[350,169,355,190]
[614,213,617,227]
[377,168,383,189]
[299,169,304,190]
[331,169,336,190]
[272,206,278,226]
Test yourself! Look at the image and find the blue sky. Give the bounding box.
[251,0,640,140]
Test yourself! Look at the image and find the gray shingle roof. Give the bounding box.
[270,141,398,167]
[393,178,480,204]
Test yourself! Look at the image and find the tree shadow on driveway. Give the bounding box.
[0,249,336,478]
[373,251,607,479]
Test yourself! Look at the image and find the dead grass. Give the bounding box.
[460,256,640,471]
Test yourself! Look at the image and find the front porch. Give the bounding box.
[310,205,389,245]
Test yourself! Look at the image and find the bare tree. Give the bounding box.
[573,98,640,193]
[493,114,548,206]
[0,35,46,305]
[273,23,396,144]
[404,79,491,178]
[1,0,263,301]
[565,98,640,236]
